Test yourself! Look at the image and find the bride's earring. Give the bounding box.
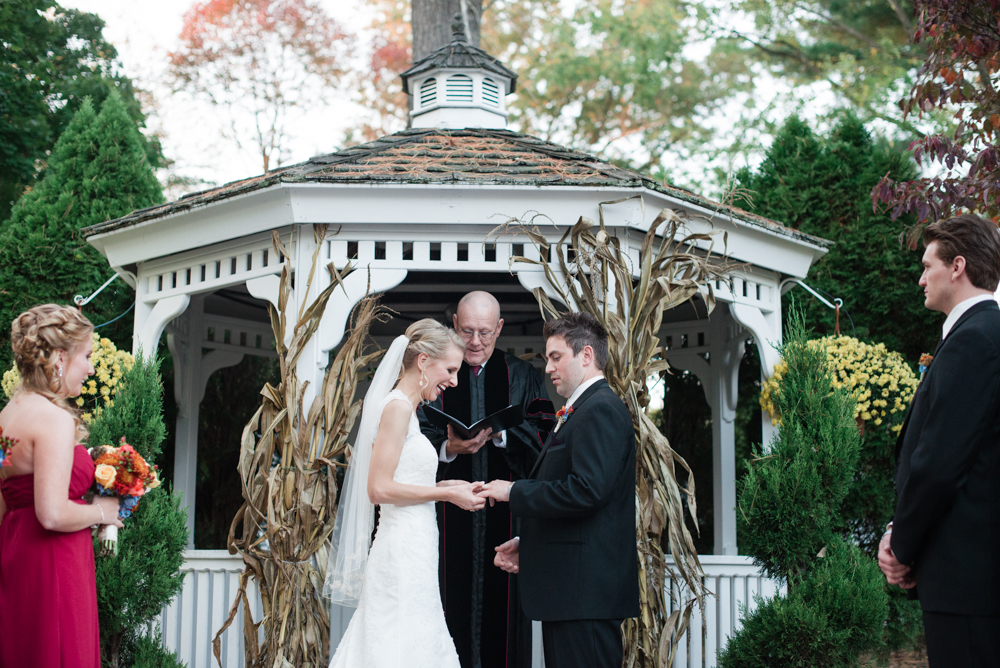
[419,371,428,389]
[57,365,63,378]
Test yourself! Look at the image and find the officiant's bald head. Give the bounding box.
[453,291,504,366]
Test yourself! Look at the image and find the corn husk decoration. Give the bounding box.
[495,197,733,667]
[213,224,388,668]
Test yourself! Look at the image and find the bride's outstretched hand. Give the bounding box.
[448,482,486,511]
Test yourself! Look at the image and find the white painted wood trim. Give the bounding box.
[156,551,776,668]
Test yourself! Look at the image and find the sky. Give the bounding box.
[62,0,378,194]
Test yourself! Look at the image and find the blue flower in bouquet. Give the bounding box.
[119,495,141,520]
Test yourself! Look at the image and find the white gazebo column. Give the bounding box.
[706,312,745,556]
[662,313,743,556]
[166,295,201,548]
[167,295,246,547]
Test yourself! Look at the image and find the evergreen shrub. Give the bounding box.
[719,316,887,668]
[88,354,188,668]
[0,90,163,373]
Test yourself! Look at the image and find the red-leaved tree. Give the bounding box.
[873,0,1000,229]
[169,0,352,172]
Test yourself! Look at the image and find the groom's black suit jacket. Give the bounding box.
[892,300,1000,615]
[509,379,640,622]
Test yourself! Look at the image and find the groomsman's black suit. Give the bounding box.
[509,378,640,667]
[892,300,1000,661]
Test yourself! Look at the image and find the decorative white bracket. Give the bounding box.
[319,268,408,353]
[730,302,780,379]
[137,295,189,359]
[246,275,281,311]
[516,269,575,312]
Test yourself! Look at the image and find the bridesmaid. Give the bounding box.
[0,304,123,668]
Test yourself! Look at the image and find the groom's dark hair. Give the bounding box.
[543,312,609,370]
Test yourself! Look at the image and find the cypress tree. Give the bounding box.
[735,114,926,654]
[0,89,163,372]
[719,315,887,667]
[735,113,940,363]
[88,355,188,668]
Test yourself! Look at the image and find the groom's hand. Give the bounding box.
[477,479,513,506]
[494,537,520,574]
[446,425,494,456]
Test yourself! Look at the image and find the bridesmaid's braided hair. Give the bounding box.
[10,304,94,441]
[401,319,465,372]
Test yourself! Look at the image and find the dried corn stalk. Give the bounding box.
[213,224,388,668]
[496,197,733,667]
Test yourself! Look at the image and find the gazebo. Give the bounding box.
[84,25,829,668]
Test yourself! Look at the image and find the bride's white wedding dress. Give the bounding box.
[329,389,460,668]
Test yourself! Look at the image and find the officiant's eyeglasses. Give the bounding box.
[458,328,497,342]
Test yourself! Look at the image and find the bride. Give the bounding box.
[326,319,484,667]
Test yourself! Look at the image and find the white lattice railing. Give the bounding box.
[668,556,782,668]
[156,551,777,668]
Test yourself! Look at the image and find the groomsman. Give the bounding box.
[479,312,639,668]
[418,291,553,668]
[879,214,1000,667]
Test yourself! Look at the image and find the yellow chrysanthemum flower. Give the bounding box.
[1,333,134,423]
[761,335,919,433]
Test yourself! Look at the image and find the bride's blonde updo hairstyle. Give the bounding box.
[401,319,465,372]
[10,304,94,440]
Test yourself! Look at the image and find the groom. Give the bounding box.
[478,312,639,668]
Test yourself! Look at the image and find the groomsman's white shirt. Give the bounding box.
[942,294,996,340]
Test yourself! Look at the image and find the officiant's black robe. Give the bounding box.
[418,348,554,668]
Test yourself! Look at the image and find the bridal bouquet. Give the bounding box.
[90,438,161,556]
[0,426,15,467]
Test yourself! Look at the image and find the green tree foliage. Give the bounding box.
[490,0,732,172]
[0,91,164,371]
[130,633,184,668]
[712,0,930,137]
[0,0,162,221]
[355,0,740,176]
[735,113,941,363]
[88,355,188,668]
[721,317,887,667]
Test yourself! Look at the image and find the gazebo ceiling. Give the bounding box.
[82,128,830,255]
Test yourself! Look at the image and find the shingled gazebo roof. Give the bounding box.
[83,129,829,249]
[84,132,822,259]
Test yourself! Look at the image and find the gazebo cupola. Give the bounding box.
[400,16,517,130]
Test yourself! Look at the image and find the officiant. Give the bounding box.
[418,291,554,668]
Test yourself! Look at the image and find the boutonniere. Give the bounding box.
[918,353,934,381]
[554,406,574,433]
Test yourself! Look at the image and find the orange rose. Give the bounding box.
[95,464,116,488]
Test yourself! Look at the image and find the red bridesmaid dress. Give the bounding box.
[0,444,101,668]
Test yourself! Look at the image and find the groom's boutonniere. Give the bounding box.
[918,353,934,381]
[553,406,574,433]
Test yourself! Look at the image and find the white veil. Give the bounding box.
[324,334,409,605]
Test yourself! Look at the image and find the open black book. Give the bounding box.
[422,404,524,440]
